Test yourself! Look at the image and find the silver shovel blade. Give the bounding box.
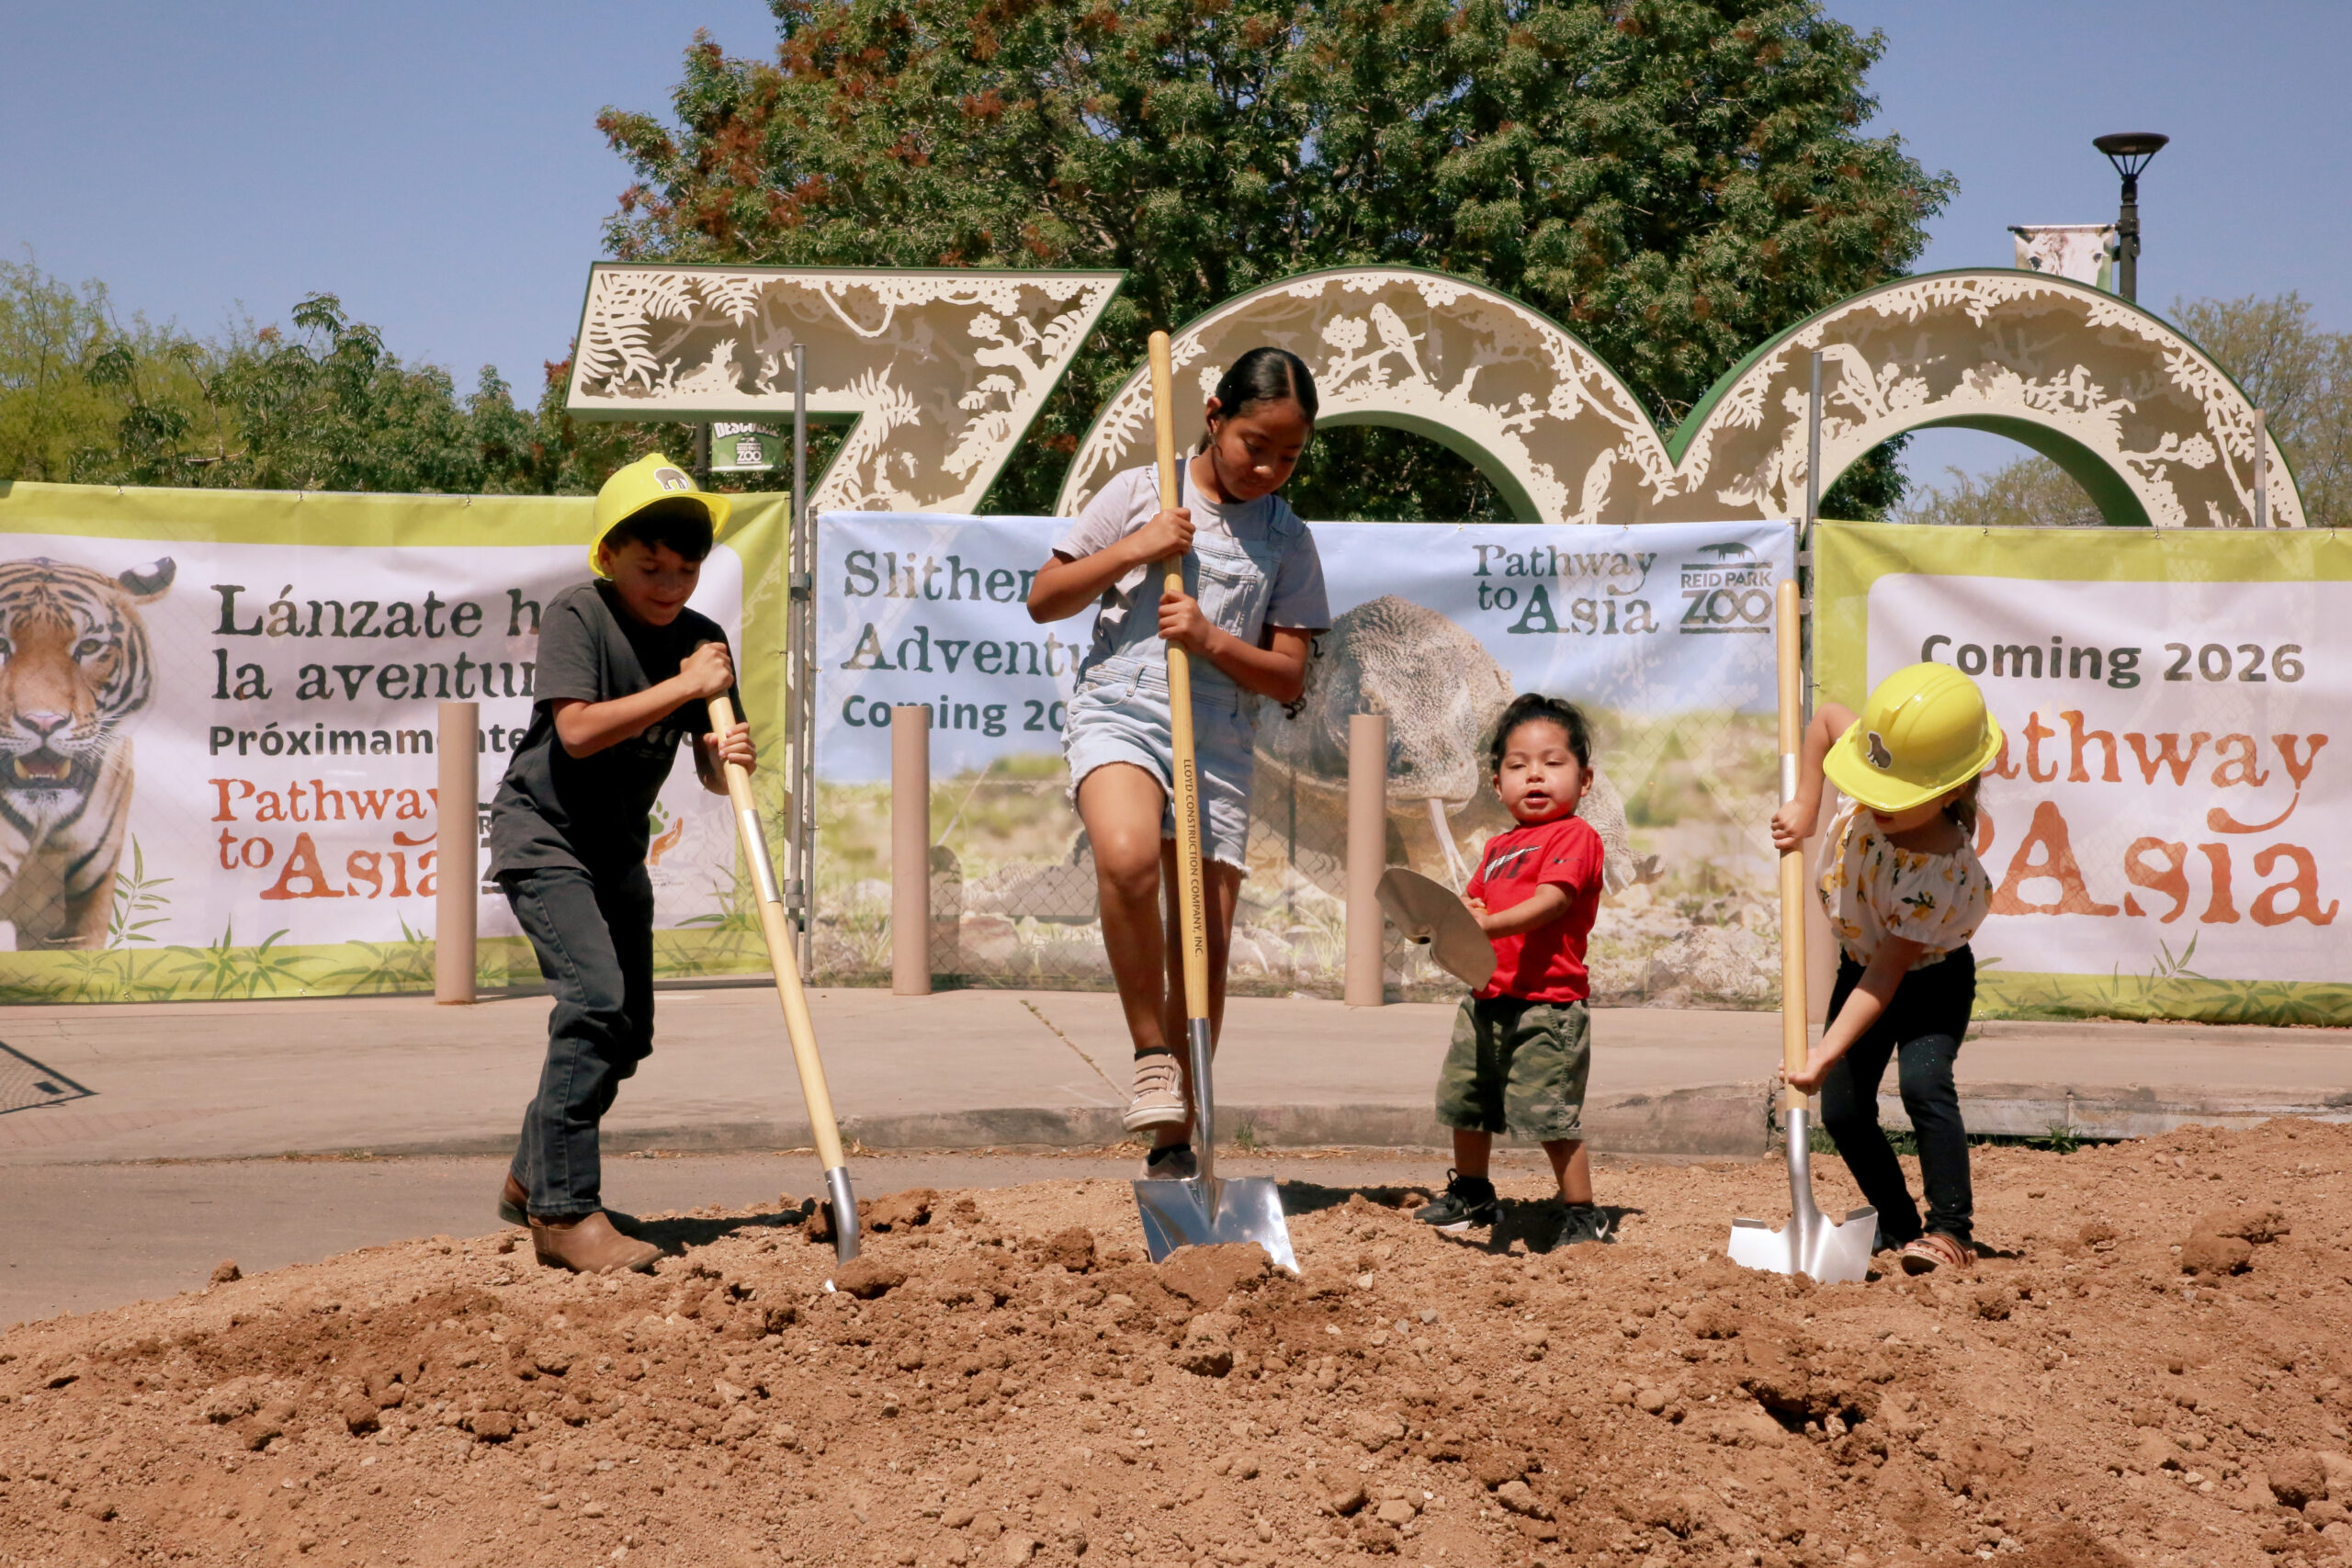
[1728,1208,1878,1285]
[1727,1106,1878,1285]
[1133,1175,1298,1273]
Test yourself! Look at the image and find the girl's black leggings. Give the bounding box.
[1818,947,1976,1247]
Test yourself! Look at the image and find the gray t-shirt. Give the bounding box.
[1052,465,1330,664]
[489,580,740,876]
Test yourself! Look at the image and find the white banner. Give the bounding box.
[1868,571,2347,984]
[816,513,1797,782]
[812,513,1799,1001]
[0,534,744,954]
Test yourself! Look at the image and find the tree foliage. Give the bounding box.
[0,260,652,495]
[1897,292,2352,530]
[601,0,1949,517]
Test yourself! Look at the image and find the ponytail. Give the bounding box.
[1944,776,1982,838]
[1200,346,1318,451]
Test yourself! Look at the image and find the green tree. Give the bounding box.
[600,0,1949,518]
[0,258,225,483]
[1898,292,2352,529]
[40,288,616,497]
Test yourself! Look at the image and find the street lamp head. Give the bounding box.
[2093,132,2170,179]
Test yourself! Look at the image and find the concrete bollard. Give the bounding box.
[1344,711,1389,1007]
[891,705,933,996]
[435,701,479,1004]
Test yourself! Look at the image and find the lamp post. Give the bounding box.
[2092,132,2168,301]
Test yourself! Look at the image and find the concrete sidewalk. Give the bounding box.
[2,985,2347,1167]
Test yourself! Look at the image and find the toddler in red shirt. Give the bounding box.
[1415,694,1613,1248]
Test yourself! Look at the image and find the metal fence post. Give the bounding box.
[435,701,479,1004]
[891,705,932,996]
[1344,712,1389,1008]
[790,343,815,976]
[2254,407,2269,529]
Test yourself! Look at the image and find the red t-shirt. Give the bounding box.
[1466,814,1605,1004]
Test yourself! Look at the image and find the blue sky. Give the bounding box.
[4,1,2344,485]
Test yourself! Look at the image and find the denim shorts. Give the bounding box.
[1065,654,1256,871]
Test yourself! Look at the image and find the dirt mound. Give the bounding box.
[5,1119,2352,1567]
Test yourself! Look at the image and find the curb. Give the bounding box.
[1879,1082,2352,1141]
[358,1083,1777,1162]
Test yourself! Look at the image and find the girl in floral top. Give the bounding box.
[1770,662,2002,1275]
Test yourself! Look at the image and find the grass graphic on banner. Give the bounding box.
[1977,931,2352,1026]
[166,925,312,1000]
[322,918,437,995]
[105,839,173,950]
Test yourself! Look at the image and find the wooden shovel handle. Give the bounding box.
[707,688,849,1172]
[1148,331,1212,1026]
[1775,576,1810,1111]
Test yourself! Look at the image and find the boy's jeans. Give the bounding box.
[502,863,656,1219]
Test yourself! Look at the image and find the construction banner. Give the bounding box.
[0,481,790,1001]
[814,513,1798,1003]
[1815,520,2352,1025]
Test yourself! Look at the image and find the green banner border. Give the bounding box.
[1814,519,2352,1027]
[0,480,791,1001]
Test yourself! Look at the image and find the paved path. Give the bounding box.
[3,987,2348,1325]
[2,986,2346,1170]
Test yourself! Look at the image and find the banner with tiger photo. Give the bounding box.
[0,482,789,1001]
[1815,520,2352,1026]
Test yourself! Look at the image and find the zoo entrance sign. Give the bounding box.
[564,263,2301,532]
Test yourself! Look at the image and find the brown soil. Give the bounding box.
[6,1121,2352,1568]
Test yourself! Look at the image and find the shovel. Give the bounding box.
[1376,865,1497,991]
[707,685,862,1269]
[1129,329,1298,1274]
[1727,577,1875,1286]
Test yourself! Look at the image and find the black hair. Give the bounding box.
[605,495,717,563]
[1944,775,1982,839]
[1487,694,1591,773]
[1200,346,1318,450]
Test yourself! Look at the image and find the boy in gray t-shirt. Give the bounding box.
[488,453,750,1275]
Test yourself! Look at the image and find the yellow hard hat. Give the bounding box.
[588,453,732,575]
[1823,662,2004,813]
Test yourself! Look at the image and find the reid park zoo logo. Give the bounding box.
[1677,543,1774,634]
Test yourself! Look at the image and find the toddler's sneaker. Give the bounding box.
[1123,1051,1187,1131]
[1140,1143,1198,1180]
[1414,1170,1498,1233]
[1554,1202,1616,1248]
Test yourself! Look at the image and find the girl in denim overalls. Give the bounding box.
[1027,348,1330,1178]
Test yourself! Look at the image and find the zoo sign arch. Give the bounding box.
[566,264,2300,528]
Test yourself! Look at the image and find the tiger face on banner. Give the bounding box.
[0,556,177,949]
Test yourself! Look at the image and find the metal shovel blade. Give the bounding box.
[1134,1174,1299,1273]
[1728,1108,1877,1285]
[1131,1019,1299,1272]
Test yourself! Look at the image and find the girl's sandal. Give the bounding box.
[1898,1233,1975,1275]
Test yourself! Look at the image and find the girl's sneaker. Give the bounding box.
[1141,1143,1197,1180]
[1415,1171,1498,1233]
[1123,1052,1187,1131]
[1554,1202,1616,1247]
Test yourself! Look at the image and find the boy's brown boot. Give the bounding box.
[529,1211,662,1275]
